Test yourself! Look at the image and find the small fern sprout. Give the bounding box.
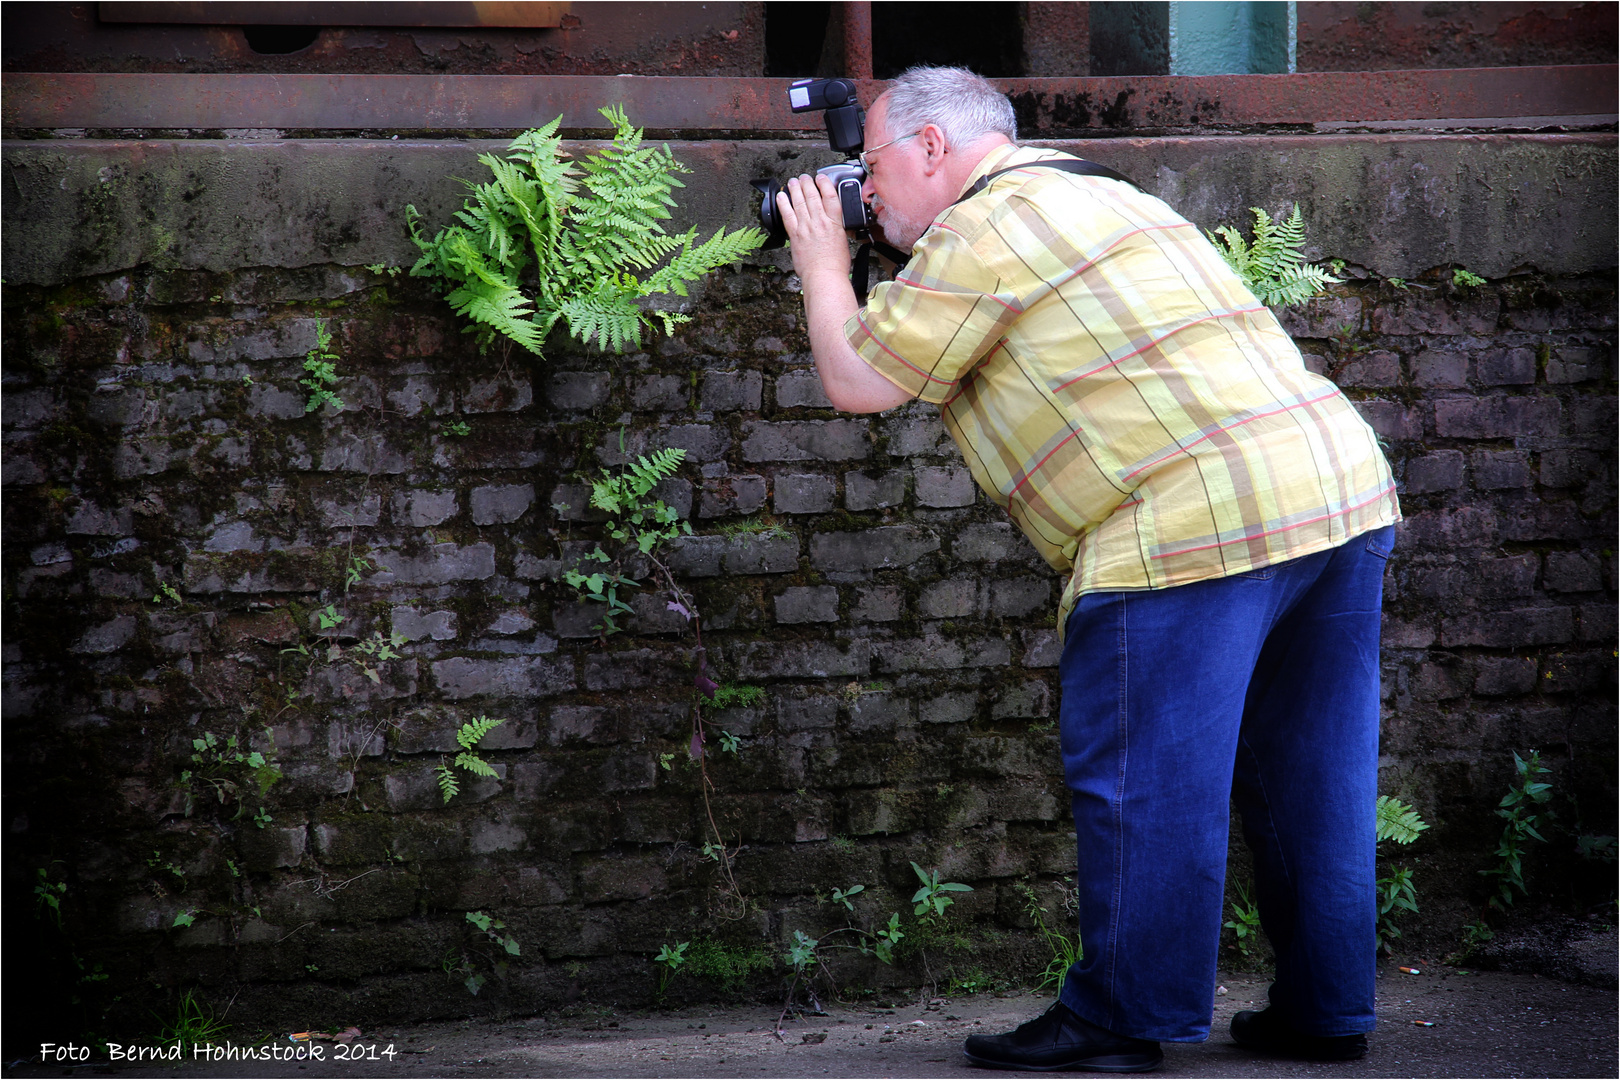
[1206,204,1342,307]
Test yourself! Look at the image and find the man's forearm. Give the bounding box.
[800,265,914,415]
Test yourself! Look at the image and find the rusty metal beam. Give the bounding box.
[2,67,1613,133]
[843,2,873,82]
[97,2,569,27]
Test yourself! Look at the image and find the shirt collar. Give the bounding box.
[955,142,1049,201]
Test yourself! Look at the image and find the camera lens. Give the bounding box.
[751,178,787,249]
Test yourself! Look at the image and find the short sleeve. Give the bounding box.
[843,223,1024,405]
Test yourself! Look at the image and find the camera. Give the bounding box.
[752,78,871,249]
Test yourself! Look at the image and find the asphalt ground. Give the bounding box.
[8,964,1617,1079]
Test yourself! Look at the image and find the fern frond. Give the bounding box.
[645,226,769,298]
[1207,205,1340,307]
[628,447,687,496]
[455,751,499,779]
[1376,795,1430,845]
[558,290,646,353]
[456,715,505,750]
[437,764,460,804]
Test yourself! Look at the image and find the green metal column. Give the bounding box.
[1168,1,1295,75]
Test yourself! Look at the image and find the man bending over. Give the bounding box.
[776,65,1399,1072]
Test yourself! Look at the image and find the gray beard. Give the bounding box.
[873,199,933,252]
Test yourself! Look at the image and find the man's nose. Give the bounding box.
[861,174,875,199]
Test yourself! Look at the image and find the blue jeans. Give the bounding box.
[1057,527,1394,1042]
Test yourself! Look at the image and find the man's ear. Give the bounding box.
[917,123,950,176]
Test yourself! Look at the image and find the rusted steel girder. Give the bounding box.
[2,66,1613,133]
[843,1,873,82]
[98,2,570,26]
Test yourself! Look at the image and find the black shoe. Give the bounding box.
[1230,1007,1368,1061]
[963,1002,1163,1072]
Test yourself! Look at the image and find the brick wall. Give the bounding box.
[3,151,1615,1030]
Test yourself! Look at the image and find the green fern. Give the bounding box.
[1207,205,1341,307]
[436,765,460,803]
[439,716,505,802]
[408,105,765,358]
[1375,795,1430,845]
[456,715,504,750]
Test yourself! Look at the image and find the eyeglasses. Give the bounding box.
[858,132,918,176]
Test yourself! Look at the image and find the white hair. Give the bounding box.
[879,66,1017,147]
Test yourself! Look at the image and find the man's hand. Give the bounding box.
[774,173,916,415]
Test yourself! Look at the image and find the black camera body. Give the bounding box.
[752,78,870,248]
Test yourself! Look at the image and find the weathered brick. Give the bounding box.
[371,542,496,585]
[699,473,768,517]
[113,437,173,478]
[1470,451,1531,490]
[1545,345,1605,385]
[584,648,684,691]
[1577,603,1618,642]
[470,483,535,525]
[392,489,458,527]
[1334,350,1401,388]
[1352,400,1423,442]
[810,525,939,571]
[914,465,976,507]
[318,432,411,474]
[920,578,980,618]
[700,369,763,412]
[1401,508,1497,550]
[723,533,800,574]
[1433,395,1561,439]
[1022,629,1062,667]
[1410,349,1468,388]
[71,615,137,655]
[631,375,687,411]
[848,692,913,735]
[992,679,1052,719]
[920,691,977,725]
[463,373,533,413]
[852,585,902,622]
[991,577,1052,617]
[1545,551,1603,593]
[1404,450,1464,494]
[774,370,833,409]
[431,655,575,699]
[547,706,610,746]
[774,473,836,514]
[742,419,870,462]
[732,640,869,679]
[1539,449,1603,489]
[599,424,729,465]
[315,492,382,529]
[204,520,264,553]
[1473,657,1538,696]
[873,633,1010,672]
[775,585,840,624]
[384,375,444,417]
[65,501,133,536]
[1439,607,1574,648]
[1568,395,1618,436]
[845,468,906,510]
[884,412,948,457]
[1371,293,1499,336]
[666,534,727,577]
[546,371,611,410]
[1477,347,1537,386]
[778,695,838,732]
[391,607,458,642]
[577,853,666,901]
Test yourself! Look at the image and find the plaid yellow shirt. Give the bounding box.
[847,143,1400,636]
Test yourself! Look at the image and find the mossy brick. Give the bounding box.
[3,387,57,429]
[469,483,535,524]
[1577,603,1618,642]
[844,468,906,511]
[810,524,939,572]
[774,370,832,409]
[584,647,684,690]
[853,584,902,622]
[384,814,470,862]
[1499,500,1589,543]
[1404,450,1465,493]
[918,691,977,725]
[384,374,446,417]
[1545,551,1604,593]
[1352,399,1423,442]
[958,734,1057,780]
[318,431,413,473]
[615,798,695,844]
[882,410,948,456]
[700,369,763,412]
[577,853,668,902]
[511,760,564,801]
[463,372,533,413]
[1470,451,1532,489]
[992,679,1052,720]
[71,614,137,654]
[598,750,658,792]
[546,705,611,745]
[1411,348,1469,388]
[1569,394,1618,435]
[774,472,836,514]
[722,532,800,574]
[777,694,838,732]
[1440,606,1575,648]
[1371,293,1501,336]
[874,633,1010,673]
[469,813,529,854]
[991,577,1052,617]
[731,639,869,679]
[235,824,309,871]
[1434,395,1561,439]
[1477,347,1537,385]
[775,585,839,624]
[112,437,173,478]
[839,788,922,836]
[203,520,264,552]
[1409,659,1469,701]
[257,881,340,926]
[1473,656,1539,696]
[920,578,980,618]
[309,658,418,704]
[666,533,726,576]
[699,473,767,517]
[741,419,870,462]
[914,465,977,507]
[391,606,457,641]
[546,371,612,410]
[848,691,913,735]
[431,655,575,699]
[598,422,729,465]
[384,763,505,811]
[1400,507,1498,550]
[370,542,495,585]
[1334,349,1401,388]
[1546,345,1606,384]
[988,783,1064,823]
[953,522,1027,562]
[631,374,688,411]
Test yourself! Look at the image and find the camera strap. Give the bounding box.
[954,158,1139,204]
[850,238,912,305]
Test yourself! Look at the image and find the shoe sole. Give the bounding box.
[962,1049,1165,1073]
